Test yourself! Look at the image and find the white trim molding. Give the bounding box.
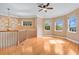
[65,37,79,44]
[50,35,79,44]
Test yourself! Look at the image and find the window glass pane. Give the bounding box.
[23,21,32,26]
[44,19,51,30]
[45,25,50,30]
[69,16,76,32]
[56,19,63,31]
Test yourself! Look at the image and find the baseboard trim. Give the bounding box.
[54,36,79,44]
[65,37,79,44]
[52,35,79,44]
[43,34,79,44]
[57,36,79,44]
[43,35,53,37]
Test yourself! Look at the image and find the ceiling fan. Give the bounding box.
[38,3,53,12]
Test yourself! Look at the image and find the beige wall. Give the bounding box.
[37,17,45,37]
[43,8,79,43]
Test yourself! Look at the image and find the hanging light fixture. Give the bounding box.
[7,8,10,31]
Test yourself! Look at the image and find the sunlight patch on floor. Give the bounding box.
[41,37,54,40]
[44,42,51,53]
[54,44,64,55]
[49,40,64,44]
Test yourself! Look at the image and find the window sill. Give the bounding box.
[68,31,76,33]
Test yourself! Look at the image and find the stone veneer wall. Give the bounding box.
[0,16,18,30]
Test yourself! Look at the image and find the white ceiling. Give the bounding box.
[0,3,79,18]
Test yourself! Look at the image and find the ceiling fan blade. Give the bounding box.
[38,3,43,8]
[39,9,43,12]
[38,5,42,8]
[47,7,53,9]
[43,3,50,8]
[46,3,50,7]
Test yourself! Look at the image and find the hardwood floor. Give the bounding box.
[0,36,79,55]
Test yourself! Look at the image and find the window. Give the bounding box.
[55,19,63,31]
[68,16,77,32]
[45,24,50,30]
[44,19,51,31]
[22,21,32,26]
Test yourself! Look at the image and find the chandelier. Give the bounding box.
[7,8,10,31]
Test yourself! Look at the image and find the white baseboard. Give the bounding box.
[57,36,79,44]
[53,36,79,44]
[65,37,79,44]
[43,34,53,37]
[42,34,79,44]
[52,35,79,44]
